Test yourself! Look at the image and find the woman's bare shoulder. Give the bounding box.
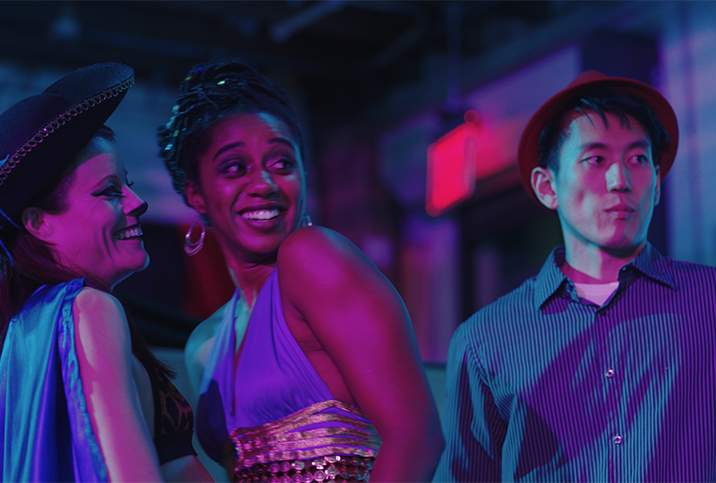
[277,225,370,279]
[73,287,128,338]
[74,286,124,313]
[276,225,403,326]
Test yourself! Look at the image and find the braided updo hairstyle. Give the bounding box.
[158,59,307,206]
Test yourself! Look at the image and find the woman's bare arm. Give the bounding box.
[73,287,164,482]
[278,226,444,482]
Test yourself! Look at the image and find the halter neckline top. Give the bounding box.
[196,269,376,462]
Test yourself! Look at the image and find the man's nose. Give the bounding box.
[606,162,631,192]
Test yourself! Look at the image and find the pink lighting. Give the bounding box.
[426,110,479,216]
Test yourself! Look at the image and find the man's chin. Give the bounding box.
[602,241,646,259]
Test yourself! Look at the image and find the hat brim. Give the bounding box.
[517,72,679,204]
[0,62,134,222]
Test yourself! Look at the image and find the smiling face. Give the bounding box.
[185,112,304,265]
[533,110,660,258]
[36,136,149,291]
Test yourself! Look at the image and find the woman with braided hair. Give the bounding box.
[158,59,443,482]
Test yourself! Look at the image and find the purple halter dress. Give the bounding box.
[195,269,380,481]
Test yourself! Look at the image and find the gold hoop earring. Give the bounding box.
[184,220,206,256]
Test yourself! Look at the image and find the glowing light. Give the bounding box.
[426,110,479,216]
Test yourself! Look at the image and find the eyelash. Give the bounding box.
[218,158,296,175]
[271,158,295,170]
[219,162,246,175]
[100,186,125,198]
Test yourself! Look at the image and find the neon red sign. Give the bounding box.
[426,110,479,216]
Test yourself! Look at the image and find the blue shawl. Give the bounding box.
[0,280,108,482]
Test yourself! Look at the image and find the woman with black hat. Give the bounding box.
[0,63,212,482]
[158,59,443,482]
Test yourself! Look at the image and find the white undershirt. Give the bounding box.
[573,281,620,306]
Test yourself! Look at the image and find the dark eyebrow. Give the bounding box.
[582,142,608,151]
[213,142,244,161]
[627,140,651,151]
[269,137,294,150]
[212,137,295,161]
[581,140,651,152]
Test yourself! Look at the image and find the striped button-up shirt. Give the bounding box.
[434,243,716,482]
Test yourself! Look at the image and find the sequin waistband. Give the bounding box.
[225,400,381,473]
[234,454,374,482]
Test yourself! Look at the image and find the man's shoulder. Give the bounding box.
[660,257,716,286]
[460,275,541,329]
[667,257,716,273]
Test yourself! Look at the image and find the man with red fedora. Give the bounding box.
[434,72,716,481]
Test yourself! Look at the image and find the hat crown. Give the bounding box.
[0,94,70,160]
[568,70,608,88]
[0,62,134,224]
[517,70,679,206]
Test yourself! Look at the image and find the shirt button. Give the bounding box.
[614,435,623,445]
[605,368,615,379]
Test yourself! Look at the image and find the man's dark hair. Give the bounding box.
[538,89,670,173]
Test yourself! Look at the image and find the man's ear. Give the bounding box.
[21,207,52,241]
[531,167,559,210]
[184,180,207,216]
[654,165,661,206]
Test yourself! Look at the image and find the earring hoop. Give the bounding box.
[184,220,206,256]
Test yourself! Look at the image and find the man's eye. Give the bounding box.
[584,156,604,165]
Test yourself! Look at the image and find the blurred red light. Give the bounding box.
[426,112,478,216]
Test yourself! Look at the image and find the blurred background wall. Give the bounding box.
[1,1,715,476]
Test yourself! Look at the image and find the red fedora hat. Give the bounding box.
[517,70,679,203]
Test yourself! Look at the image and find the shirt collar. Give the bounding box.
[533,246,570,309]
[622,242,675,288]
[533,242,676,309]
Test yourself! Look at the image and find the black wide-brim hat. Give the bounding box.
[517,70,679,204]
[0,62,134,225]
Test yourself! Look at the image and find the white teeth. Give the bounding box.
[115,226,143,240]
[242,209,280,221]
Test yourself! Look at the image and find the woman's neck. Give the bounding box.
[226,260,275,309]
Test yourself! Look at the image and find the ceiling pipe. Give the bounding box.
[367,1,654,127]
[75,1,431,78]
[269,0,349,43]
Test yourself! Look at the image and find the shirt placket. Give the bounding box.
[596,302,623,482]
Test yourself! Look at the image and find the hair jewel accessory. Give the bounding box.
[184,220,206,256]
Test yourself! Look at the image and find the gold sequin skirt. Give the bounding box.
[223,400,381,483]
[234,454,374,482]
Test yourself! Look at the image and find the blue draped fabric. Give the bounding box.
[0,280,108,482]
